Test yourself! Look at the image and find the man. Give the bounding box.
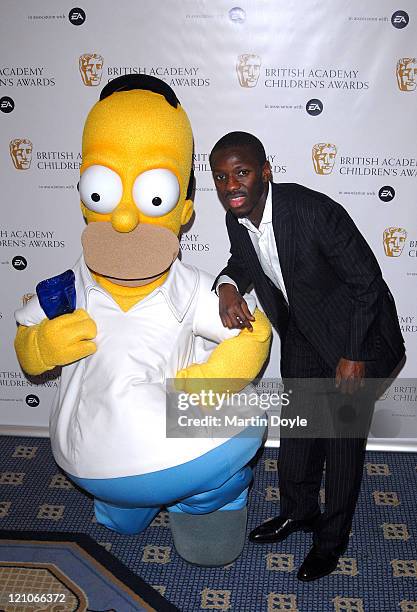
[210,131,405,581]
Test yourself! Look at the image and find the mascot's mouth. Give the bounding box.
[81,222,179,286]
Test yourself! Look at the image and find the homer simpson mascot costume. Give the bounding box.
[14,75,271,567]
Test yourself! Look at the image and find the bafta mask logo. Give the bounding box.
[312,143,337,175]
[396,58,417,92]
[236,54,261,88]
[9,138,33,170]
[79,53,104,86]
[383,227,407,257]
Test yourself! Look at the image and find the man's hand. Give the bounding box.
[335,357,365,395]
[218,283,255,331]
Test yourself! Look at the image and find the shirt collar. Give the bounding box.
[237,183,272,232]
[78,255,96,291]
[78,255,197,322]
[158,258,198,321]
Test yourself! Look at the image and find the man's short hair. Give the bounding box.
[209,131,267,167]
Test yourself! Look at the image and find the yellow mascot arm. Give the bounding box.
[15,309,97,376]
[176,308,271,393]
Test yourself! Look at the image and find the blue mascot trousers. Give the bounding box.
[68,431,262,535]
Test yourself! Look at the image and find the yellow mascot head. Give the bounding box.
[79,75,194,287]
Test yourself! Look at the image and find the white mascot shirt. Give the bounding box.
[16,257,256,479]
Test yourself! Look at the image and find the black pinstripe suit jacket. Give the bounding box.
[215,182,405,377]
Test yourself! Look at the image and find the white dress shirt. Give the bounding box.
[217,186,288,302]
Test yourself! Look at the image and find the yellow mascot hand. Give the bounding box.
[15,309,97,376]
[175,308,271,396]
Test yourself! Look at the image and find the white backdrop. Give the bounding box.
[1,1,416,449]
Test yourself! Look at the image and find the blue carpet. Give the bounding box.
[0,436,416,612]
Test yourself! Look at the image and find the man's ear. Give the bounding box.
[181,199,194,225]
[263,160,272,182]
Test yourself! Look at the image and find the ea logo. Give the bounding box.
[306,99,323,116]
[25,394,40,407]
[0,96,14,114]
[229,7,246,23]
[379,186,395,202]
[69,7,86,25]
[391,11,409,29]
[12,256,27,271]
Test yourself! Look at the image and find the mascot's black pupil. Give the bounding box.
[91,193,100,202]
[152,196,162,206]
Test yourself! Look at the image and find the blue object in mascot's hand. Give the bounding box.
[36,270,76,319]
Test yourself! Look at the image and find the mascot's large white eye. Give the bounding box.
[79,165,123,213]
[133,169,180,217]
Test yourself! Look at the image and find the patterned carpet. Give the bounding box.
[0,435,415,612]
[0,531,179,611]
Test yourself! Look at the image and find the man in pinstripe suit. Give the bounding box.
[210,131,405,581]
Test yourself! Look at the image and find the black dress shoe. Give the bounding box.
[297,546,339,581]
[249,515,318,544]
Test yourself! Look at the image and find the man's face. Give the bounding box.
[210,146,271,218]
[397,58,417,91]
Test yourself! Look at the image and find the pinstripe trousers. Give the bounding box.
[279,322,373,555]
